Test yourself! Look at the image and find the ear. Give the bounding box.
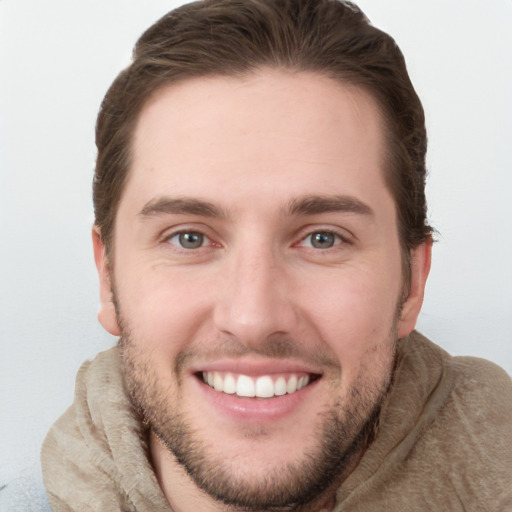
[92,227,121,336]
[397,240,432,339]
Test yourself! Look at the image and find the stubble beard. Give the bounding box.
[118,322,396,511]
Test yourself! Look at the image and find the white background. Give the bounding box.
[1,0,511,494]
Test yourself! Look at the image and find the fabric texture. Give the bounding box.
[41,332,512,511]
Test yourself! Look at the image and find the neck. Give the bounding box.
[149,431,340,512]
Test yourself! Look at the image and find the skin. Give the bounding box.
[93,69,431,511]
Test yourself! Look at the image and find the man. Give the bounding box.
[41,0,512,510]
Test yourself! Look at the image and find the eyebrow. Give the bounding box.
[138,197,227,218]
[286,195,374,217]
[138,194,373,219]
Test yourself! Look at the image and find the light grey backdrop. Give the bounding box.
[1,0,511,502]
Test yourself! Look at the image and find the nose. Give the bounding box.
[213,245,298,347]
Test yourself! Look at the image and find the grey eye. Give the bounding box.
[309,232,336,249]
[173,232,205,249]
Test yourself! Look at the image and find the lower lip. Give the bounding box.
[193,376,319,423]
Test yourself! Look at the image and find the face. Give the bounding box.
[94,69,429,510]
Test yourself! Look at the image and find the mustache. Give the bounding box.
[113,284,341,374]
[171,333,341,375]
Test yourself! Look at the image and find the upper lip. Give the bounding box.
[189,357,324,377]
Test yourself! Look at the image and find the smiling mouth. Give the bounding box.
[199,371,319,398]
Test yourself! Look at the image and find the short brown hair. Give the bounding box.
[94,0,432,260]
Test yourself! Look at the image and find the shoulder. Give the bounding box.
[399,332,512,419]
[417,345,512,509]
[405,332,512,452]
[392,333,512,508]
[438,353,512,468]
[445,354,512,425]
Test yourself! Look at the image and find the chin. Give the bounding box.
[122,340,391,510]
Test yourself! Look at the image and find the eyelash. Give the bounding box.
[163,230,214,251]
[297,229,350,250]
[162,226,352,254]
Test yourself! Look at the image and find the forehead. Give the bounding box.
[124,69,390,217]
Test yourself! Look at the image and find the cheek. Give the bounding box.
[115,264,215,352]
[298,266,401,363]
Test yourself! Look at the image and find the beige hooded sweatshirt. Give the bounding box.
[41,332,512,511]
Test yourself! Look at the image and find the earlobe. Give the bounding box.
[397,241,432,339]
[92,227,121,337]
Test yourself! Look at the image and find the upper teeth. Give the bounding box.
[202,372,311,398]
